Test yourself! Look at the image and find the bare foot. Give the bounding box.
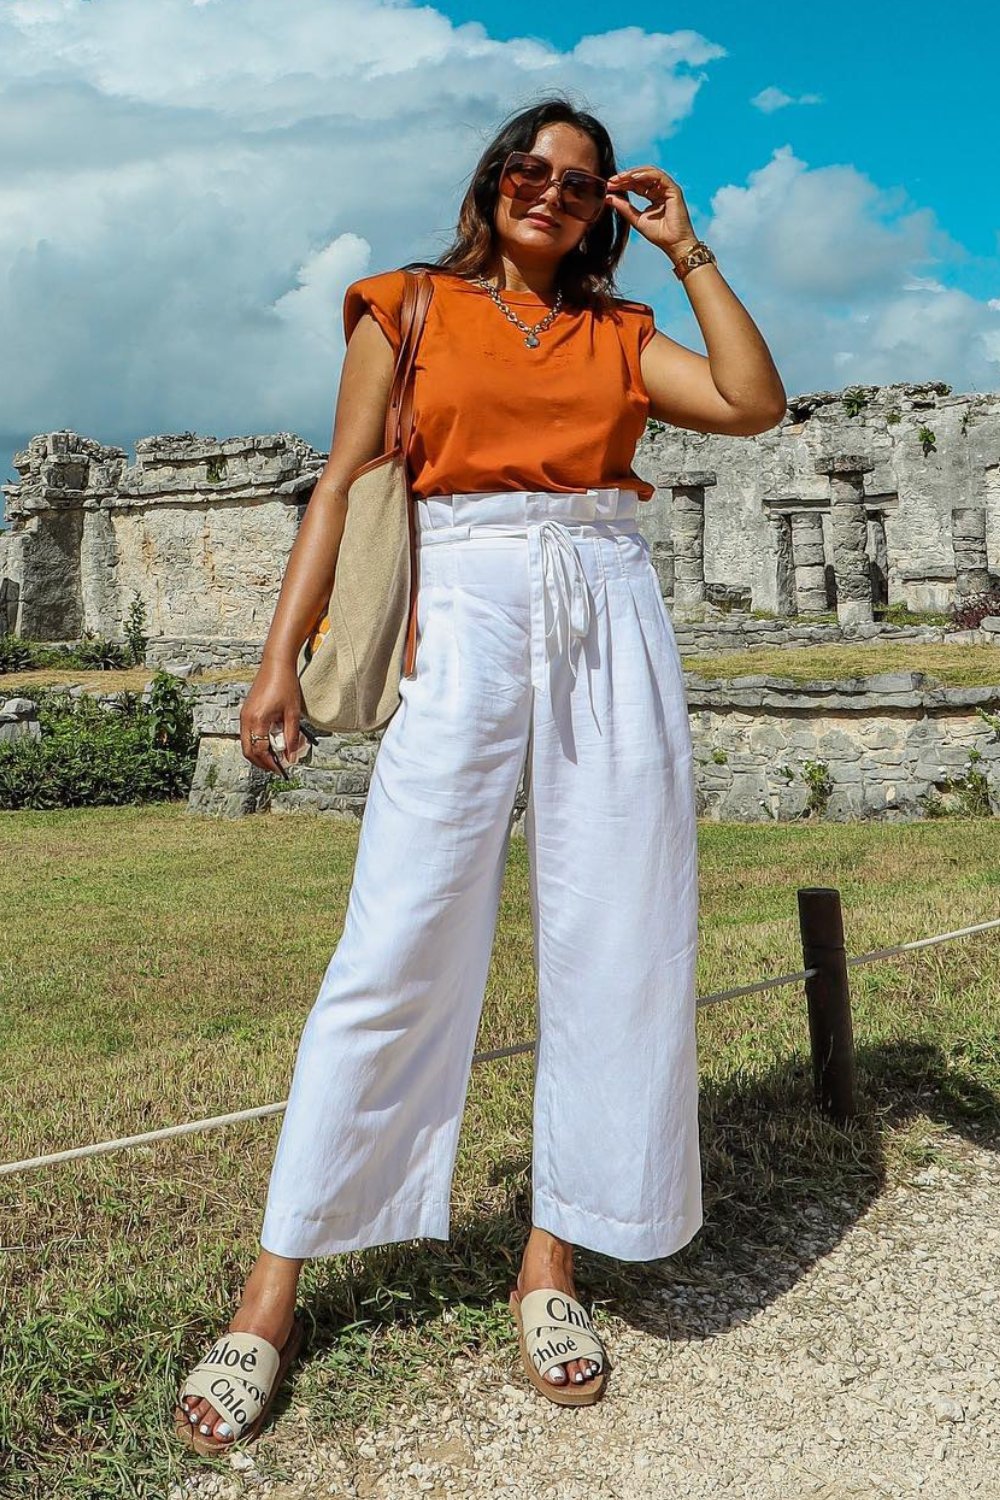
[177,1250,303,1445]
[516,1227,601,1388]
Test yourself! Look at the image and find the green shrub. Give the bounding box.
[801,758,833,816]
[877,601,952,627]
[74,634,131,670]
[0,630,134,672]
[919,750,995,819]
[122,593,150,668]
[0,671,197,810]
[0,633,34,672]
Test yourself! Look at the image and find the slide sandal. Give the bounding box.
[174,1311,304,1455]
[508,1286,609,1406]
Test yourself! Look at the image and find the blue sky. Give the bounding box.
[2,0,998,522]
[441,0,1000,274]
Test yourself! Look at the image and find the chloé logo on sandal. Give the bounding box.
[545,1294,593,1331]
[532,1335,578,1369]
[207,1337,259,1374]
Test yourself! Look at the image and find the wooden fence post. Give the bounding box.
[797,886,856,1122]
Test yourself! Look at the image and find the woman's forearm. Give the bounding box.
[666,240,786,417]
[259,478,349,670]
[257,312,397,673]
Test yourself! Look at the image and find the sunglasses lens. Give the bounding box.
[504,160,547,196]
[562,174,606,219]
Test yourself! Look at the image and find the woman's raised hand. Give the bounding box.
[605,166,700,259]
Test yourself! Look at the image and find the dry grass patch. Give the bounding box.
[683,641,1000,687]
[0,666,257,693]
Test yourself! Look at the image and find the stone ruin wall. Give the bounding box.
[7,672,999,824]
[635,382,1000,619]
[178,673,1000,825]
[0,431,324,645]
[2,381,1000,652]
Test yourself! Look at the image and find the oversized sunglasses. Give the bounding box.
[498,151,620,223]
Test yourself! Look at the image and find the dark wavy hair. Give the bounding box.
[400,94,632,316]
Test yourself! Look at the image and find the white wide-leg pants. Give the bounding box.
[259,487,702,1263]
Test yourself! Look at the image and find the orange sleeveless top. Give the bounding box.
[342,267,657,502]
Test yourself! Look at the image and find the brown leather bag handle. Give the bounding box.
[384,270,434,455]
[379,269,434,679]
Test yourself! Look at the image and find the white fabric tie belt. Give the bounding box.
[415,489,640,702]
[526,518,594,695]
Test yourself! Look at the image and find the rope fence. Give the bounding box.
[2,896,998,1180]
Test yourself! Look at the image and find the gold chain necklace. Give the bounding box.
[471,275,564,348]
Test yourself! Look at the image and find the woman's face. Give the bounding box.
[493,122,606,266]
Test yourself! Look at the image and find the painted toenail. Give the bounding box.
[199,1422,212,1434]
[547,1368,566,1382]
[217,1423,233,1438]
[188,1410,199,1423]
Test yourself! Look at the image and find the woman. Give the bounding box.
[174,95,786,1447]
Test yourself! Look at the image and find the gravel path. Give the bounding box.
[173,1131,999,1500]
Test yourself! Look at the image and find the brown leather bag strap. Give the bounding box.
[383,269,434,681]
[383,270,434,455]
[382,276,416,451]
[398,275,433,459]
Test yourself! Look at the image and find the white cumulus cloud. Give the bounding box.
[0,0,996,510]
[667,144,1000,393]
[0,0,723,495]
[751,86,824,114]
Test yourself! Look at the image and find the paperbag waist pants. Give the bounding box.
[259,487,702,1263]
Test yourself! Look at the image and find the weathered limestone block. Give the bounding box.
[26,507,85,640]
[189,734,273,818]
[825,784,867,821]
[817,726,860,758]
[718,770,771,820]
[0,697,41,745]
[868,510,890,607]
[766,513,795,615]
[952,507,991,597]
[658,470,717,612]
[649,538,675,599]
[790,509,828,614]
[2,431,127,639]
[815,454,875,626]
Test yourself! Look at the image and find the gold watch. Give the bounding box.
[671,240,717,281]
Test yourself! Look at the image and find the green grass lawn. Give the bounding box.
[685,641,1000,686]
[4,640,1000,697]
[2,798,999,1495]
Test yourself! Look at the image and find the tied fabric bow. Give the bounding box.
[528,519,595,696]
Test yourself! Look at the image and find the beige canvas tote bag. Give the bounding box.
[296,270,435,733]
